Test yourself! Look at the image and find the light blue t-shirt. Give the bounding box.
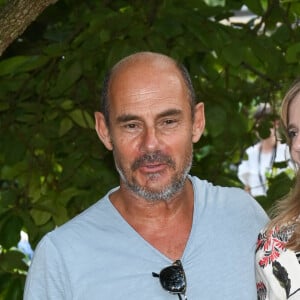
[24,176,269,300]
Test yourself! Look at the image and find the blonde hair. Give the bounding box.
[266,78,300,251]
[281,77,300,132]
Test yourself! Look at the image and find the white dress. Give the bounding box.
[255,225,300,299]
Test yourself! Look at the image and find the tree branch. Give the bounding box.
[0,0,59,56]
[241,61,281,89]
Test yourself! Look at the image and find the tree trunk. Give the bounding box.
[0,0,59,56]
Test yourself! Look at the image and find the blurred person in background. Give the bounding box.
[256,79,300,300]
[238,103,290,197]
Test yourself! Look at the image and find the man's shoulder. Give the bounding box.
[41,192,116,246]
[191,175,249,197]
[191,176,268,231]
[190,175,258,213]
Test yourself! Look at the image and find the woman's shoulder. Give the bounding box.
[255,224,300,300]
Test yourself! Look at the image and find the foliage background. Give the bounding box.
[0,0,300,298]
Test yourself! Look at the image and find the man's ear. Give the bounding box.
[192,102,205,143]
[94,112,113,150]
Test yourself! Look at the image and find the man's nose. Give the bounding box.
[140,127,161,152]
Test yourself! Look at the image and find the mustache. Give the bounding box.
[131,151,175,171]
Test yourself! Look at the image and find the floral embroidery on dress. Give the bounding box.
[296,252,300,264]
[272,261,290,298]
[256,225,295,268]
[256,225,300,300]
[257,281,267,300]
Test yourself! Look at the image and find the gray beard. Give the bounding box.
[114,153,192,202]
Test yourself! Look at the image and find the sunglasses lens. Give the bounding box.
[160,265,186,293]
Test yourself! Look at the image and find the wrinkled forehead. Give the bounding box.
[112,52,176,73]
[109,55,188,100]
[110,53,179,85]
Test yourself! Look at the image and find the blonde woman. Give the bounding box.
[256,79,300,300]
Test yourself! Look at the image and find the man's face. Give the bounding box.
[98,59,204,201]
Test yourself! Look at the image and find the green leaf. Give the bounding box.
[272,24,290,43]
[267,172,294,202]
[53,205,69,226]
[0,102,9,112]
[99,29,111,43]
[0,190,18,208]
[273,161,289,169]
[60,99,74,110]
[0,273,12,294]
[52,61,82,96]
[194,145,213,161]
[243,0,264,15]
[286,42,300,63]
[0,215,22,248]
[59,118,73,136]
[3,277,24,300]
[69,109,94,129]
[255,195,273,212]
[30,209,52,226]
[1,162,27,180]
[0,56,49,76]
[222,44,245,67]
[290,2,300,15]
[59,187,81,206]
[0,251,27,273]
[205,106,227,137]
[43,43,67,57]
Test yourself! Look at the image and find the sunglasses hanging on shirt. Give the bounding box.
[152,260,187,300]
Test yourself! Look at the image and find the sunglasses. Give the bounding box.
[152,260,187,300]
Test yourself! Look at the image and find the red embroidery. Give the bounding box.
[257,281,267,300]
[256,226,292,268]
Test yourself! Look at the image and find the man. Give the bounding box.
[24,52,268,299]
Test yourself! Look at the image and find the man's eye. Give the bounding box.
[163,119,177,125]
[123,123,139,130]
[165,119,174,124]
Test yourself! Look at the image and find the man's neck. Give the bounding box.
[109,179,194,260]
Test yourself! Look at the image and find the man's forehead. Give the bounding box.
[109,72,187,108]
[110,53,177,81]
[113,52,175,70]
